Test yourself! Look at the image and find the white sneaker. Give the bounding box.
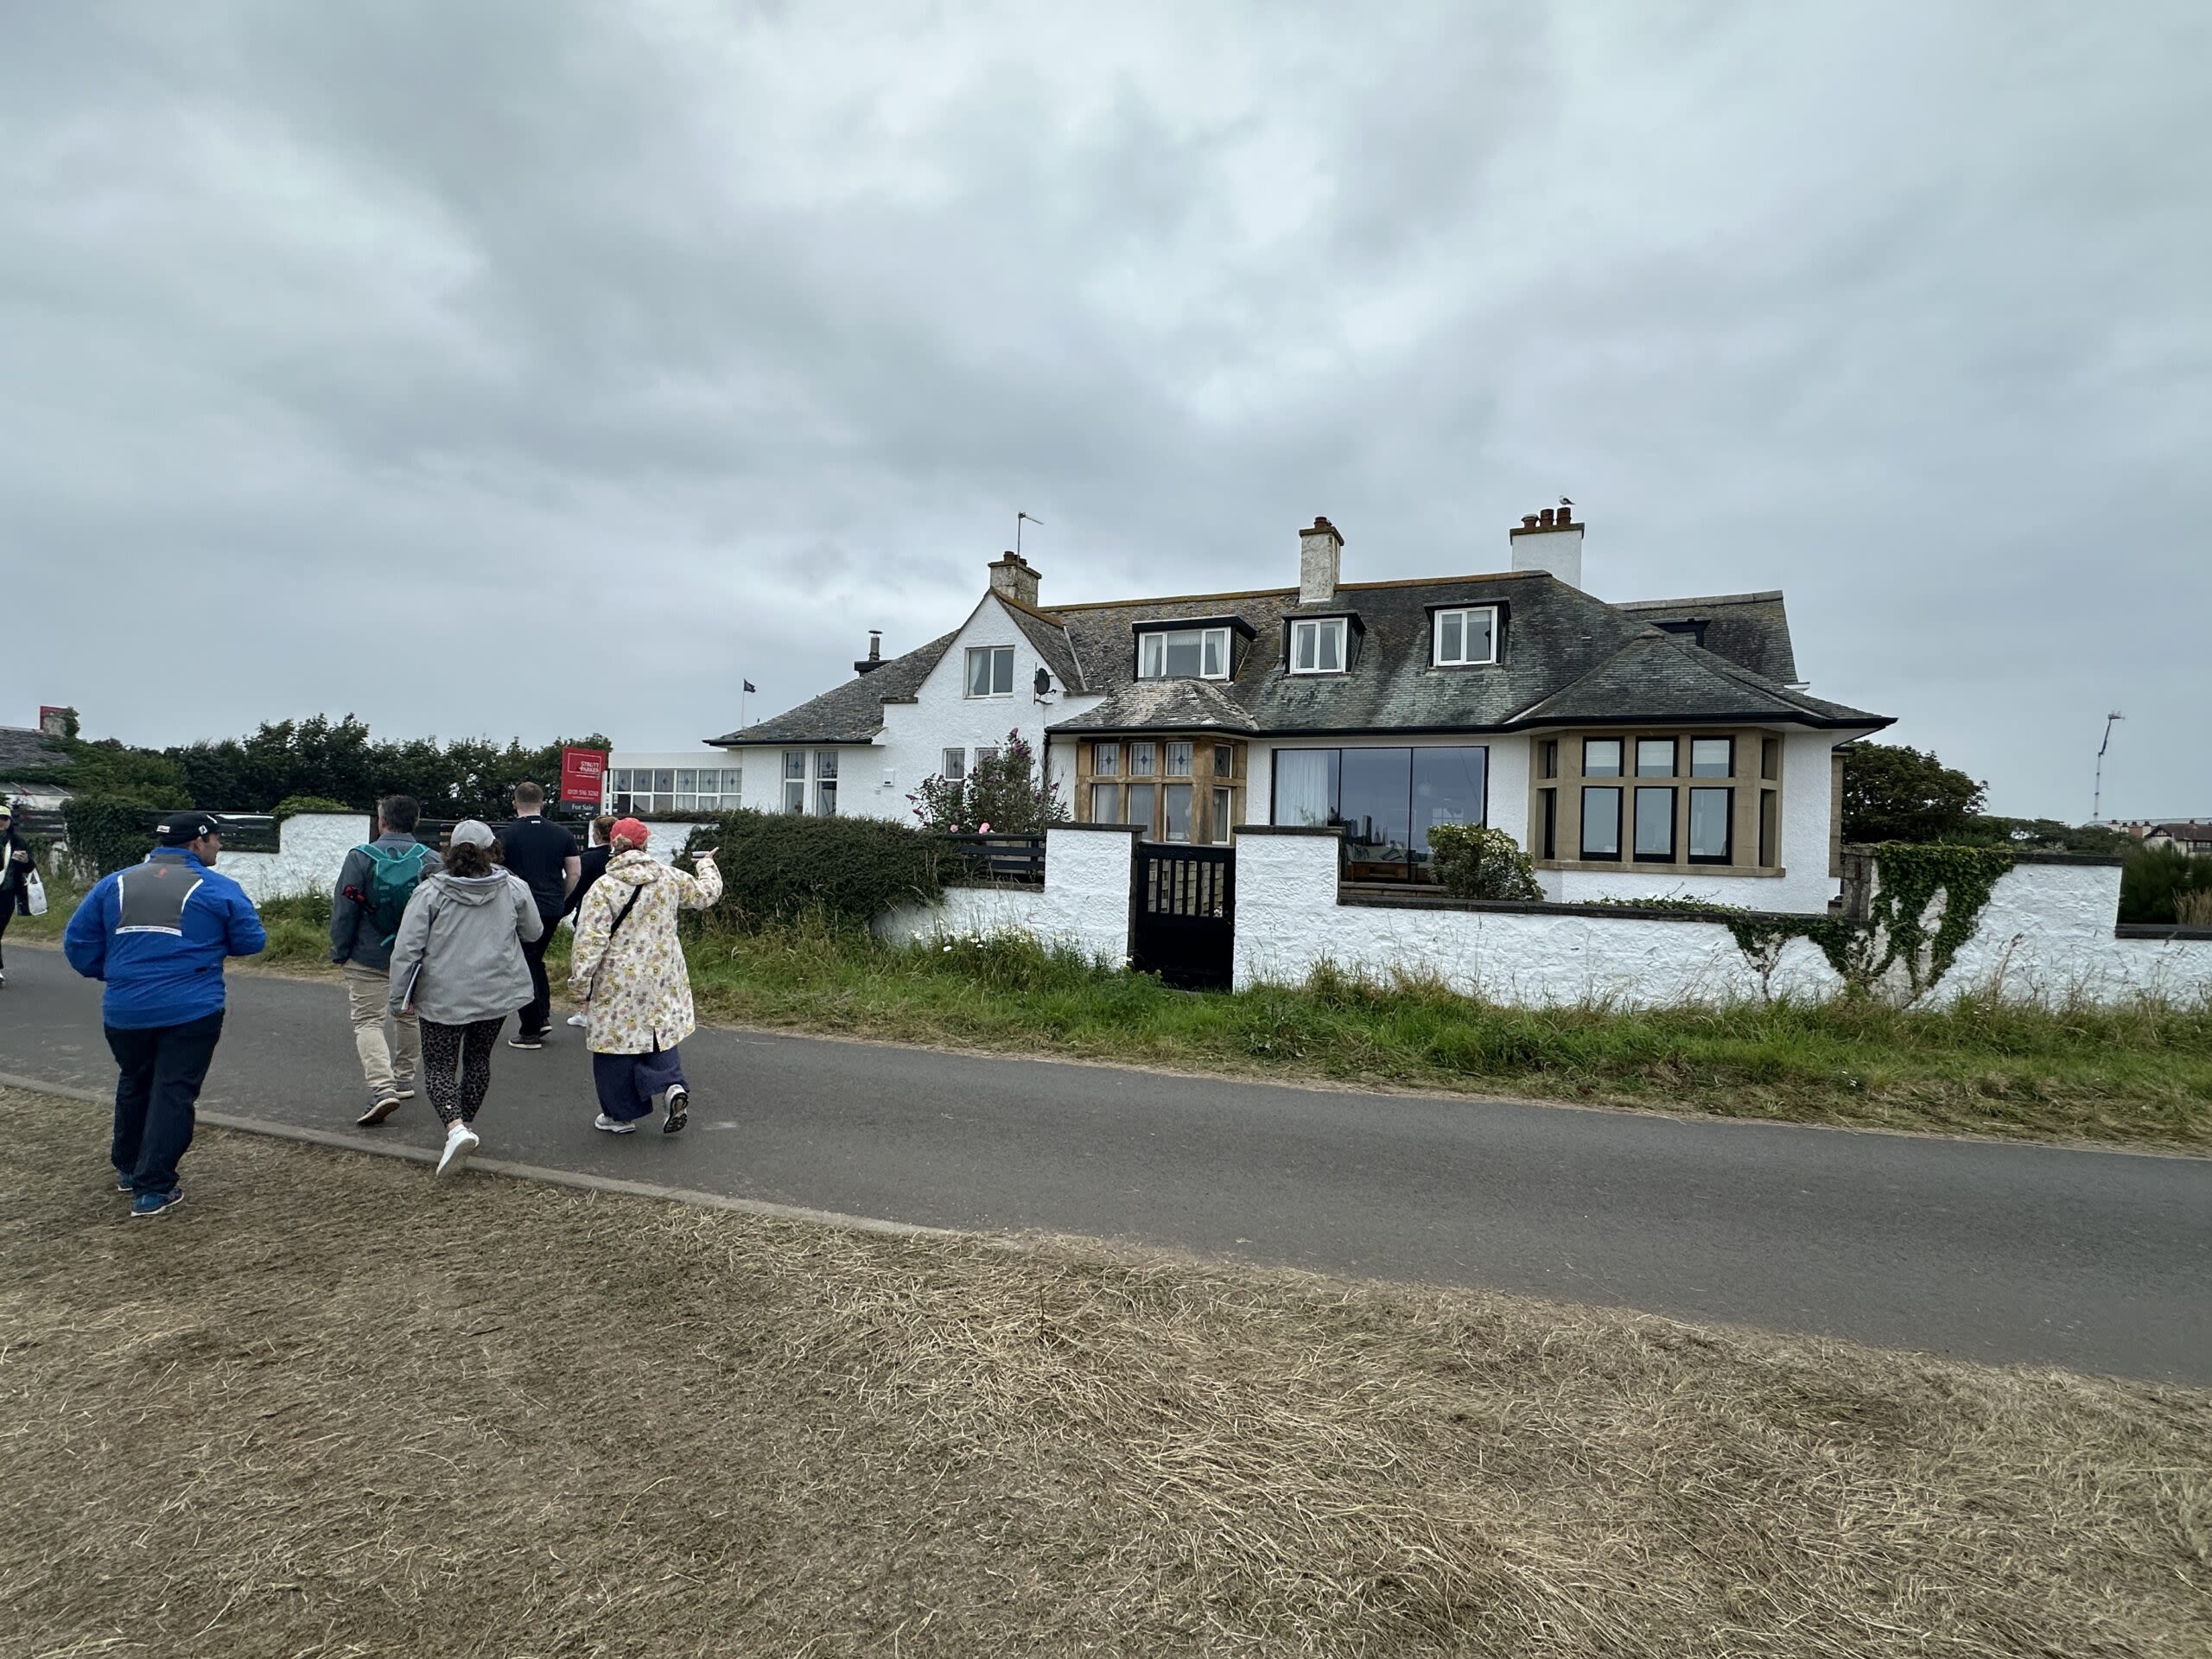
[594,1113,637,1135]
[436,1121,480,1176]
[566,1012,588,1027]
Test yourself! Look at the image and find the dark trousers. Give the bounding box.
[106,1010,225,1195]
[421,1017,504,1125]
[0,899,13,970]
[591,1043,686,1122]
[517,912,557,1035]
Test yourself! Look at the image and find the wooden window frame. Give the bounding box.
[1532,728,1783,875]
[1077,735,1243,842]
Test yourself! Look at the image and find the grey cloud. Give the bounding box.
[0,1,2204,813]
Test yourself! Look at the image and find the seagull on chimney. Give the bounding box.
[1559,496,1574,506]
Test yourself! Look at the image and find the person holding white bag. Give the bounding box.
[0,803,46,988]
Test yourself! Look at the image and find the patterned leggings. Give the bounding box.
[419,1018,503,1126]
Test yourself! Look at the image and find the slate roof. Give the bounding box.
[707,630,959,745]
[0,726,69,775]
[713,567,1889,747]
[1613,591,1798,684]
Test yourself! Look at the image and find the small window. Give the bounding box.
[815,751,839,780]
[1212,786,1233,842]
[609,770,629,792]
[1129,742,1157,777]
[1758,789,1779,868]
[1539,787,1558,860]
[975,747,1000,767]
[1689,787,1732,862]
[816,781,838,816]
[1761,738,1780,781]
[782,753,805,781]
[782,779,805,813]
[1580,786,1622,860]
[1092,741,1120,778]
[677,769,696,792]
[1163,784,1192,842]
[1634,786,1676,861]
[1636,739,1676,779]
[1540,740,1558,780]
[1433,607,1498,667]
[1290,617,1347,673]
[1138,627,1230,680]
[942,747,966,783]
[1126,782,1156,835]
[1583,739,1623,778]
[1691,737,1733,779]
[654,769,676,793]
[965,645,1015,697]
[1166,742,1193,777]
[1213,743,1234,779]
[1091,783,1123,823]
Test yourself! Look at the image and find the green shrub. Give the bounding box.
[61,795,180,877]
[271,795,356,822]
[681,810,957,931]
[2120,842,2212,925]
[1426,823,1541,901]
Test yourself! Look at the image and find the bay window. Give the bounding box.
[1078,735,1243,842]
[1534,728,1780,874]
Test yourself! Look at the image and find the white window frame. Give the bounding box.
[1136,626,1231,681]
[1432,606,1500,668]
[965,645,1015,698]
[942,747,966,783]
[782,750,807,814]
[1289,617,1348,675]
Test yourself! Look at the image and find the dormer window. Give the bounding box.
[1433,606,1499,667]
[1138,626,1230,680]
[1289,617,1348,674]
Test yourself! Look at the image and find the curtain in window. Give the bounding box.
[1274,749,1334,827]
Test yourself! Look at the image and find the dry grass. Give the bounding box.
[3,1084,2208,1659]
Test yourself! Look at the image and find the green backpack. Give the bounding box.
[357,843,431,946]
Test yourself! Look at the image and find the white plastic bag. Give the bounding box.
[24,868,48,918]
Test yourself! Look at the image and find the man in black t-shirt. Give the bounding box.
[499,782,580,1047]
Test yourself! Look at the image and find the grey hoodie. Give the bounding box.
[385,869,543,1026]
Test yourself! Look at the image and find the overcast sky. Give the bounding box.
[3,2,2205,818]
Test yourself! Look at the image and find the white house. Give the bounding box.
[709,510,1892,913]
[601,749,746,817]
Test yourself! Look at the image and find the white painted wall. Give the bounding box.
[1230,835,2212,1008]
[747,596,1104,828]
[215,812,373,904]
[874,826,1135,965]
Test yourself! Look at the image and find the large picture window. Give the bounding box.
[1273,745,1489,880]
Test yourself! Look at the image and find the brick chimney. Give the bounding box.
[1509,504,1585,590]
[853,630,885,676]
[39,704,75,739]
[1298,516,1342,604]
[988,551,1040,608]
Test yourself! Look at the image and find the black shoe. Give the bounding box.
[357,1096,403,1127]
[662,1087,690,1135]
[508,1033,545,1050]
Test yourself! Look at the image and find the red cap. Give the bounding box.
[610,817,651,848]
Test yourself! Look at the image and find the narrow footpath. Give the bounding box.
[3,943,2206,1383]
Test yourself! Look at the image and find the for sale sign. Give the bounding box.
[559,747,609,806]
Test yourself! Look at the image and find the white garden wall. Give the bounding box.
[1230,831,2212,1008]
[217,812,372,904]
[874,825,1135,964]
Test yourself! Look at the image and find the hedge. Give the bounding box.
[61,794,186,877]
[679,810,957,931]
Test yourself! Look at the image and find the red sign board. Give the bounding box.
[559,747,609,805]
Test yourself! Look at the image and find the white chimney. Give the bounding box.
[1298,516,1342,604]
[1509,505,1584,589]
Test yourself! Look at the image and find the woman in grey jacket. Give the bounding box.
[386,820,543,1175]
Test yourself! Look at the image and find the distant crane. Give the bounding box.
[2092,710,2125,822]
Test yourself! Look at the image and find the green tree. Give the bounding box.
[1840,742,1986,844]
[908,729,1066,834]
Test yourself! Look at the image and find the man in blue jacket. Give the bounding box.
[64,810,267,1218]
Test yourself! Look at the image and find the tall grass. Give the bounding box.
[679,914,2212,1149]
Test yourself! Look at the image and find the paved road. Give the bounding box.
[3,944,2207,1383]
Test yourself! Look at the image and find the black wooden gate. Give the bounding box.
[1130,843,1236,991]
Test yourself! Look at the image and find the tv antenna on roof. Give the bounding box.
[1016,511,1042,558]
[2092,710,2125,821]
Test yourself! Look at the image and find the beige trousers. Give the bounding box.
[343,963,419,1103]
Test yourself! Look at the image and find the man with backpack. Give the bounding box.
[331,794,442,1126]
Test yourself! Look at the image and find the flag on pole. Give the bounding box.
[743,680,757,693]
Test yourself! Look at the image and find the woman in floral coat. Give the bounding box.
[568,818,721,1135]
